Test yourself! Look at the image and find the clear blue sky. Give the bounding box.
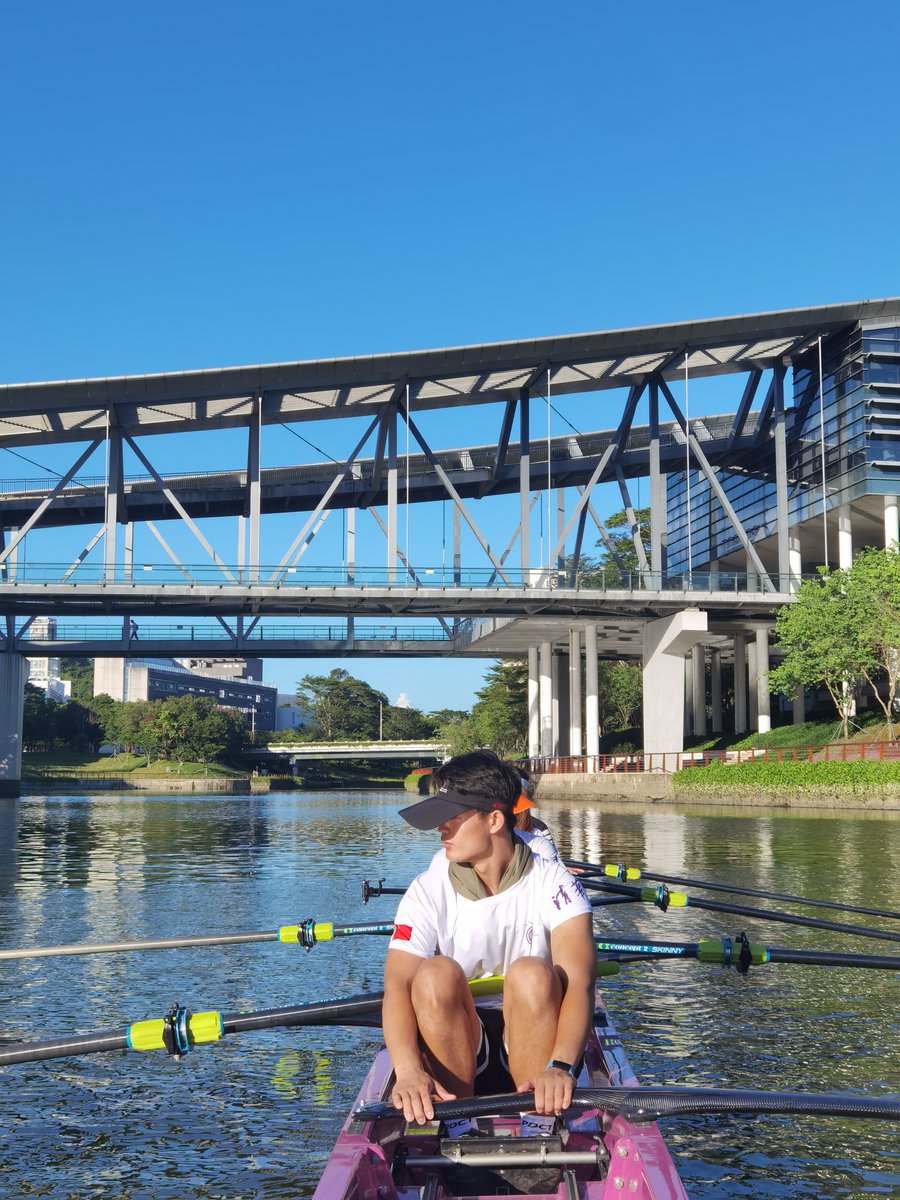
[3,2,900,711]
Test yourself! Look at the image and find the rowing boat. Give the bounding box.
[312,985,689,1199]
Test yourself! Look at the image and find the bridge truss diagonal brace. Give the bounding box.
[578,487,628,577]
[485,491,541,587]
[145,521,196,583]
[64,525,107,582]
[726,369,763,450]
[366,507,453,637]
[366,379,406,505]
[0,439,103,567]
[656,378,774,591]
[271,412,382,582]
[547,381,645,568]
[398,400,511,584]
[124,435,237,584]
[613,465,650,575]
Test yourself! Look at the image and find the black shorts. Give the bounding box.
[474,1006,514,1095]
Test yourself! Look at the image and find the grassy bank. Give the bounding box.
[22,752,245,779]
[673,757,900,799]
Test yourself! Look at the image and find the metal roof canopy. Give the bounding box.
[2,299,900,448]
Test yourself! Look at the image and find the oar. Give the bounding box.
[579,877,900,944]
[569,860,900,922]
[0,964,622,1068]
[357,1086,900,1124]
[361,878,640,911]
[595,936,900,972]
[0,919,395,963]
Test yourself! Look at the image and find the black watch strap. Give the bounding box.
[546,1058,577,1079]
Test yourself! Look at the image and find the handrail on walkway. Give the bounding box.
[527,740,900,776]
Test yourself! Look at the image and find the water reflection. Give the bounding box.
[0,790,896,1199]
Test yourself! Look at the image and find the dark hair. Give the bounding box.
[431,750,520,834]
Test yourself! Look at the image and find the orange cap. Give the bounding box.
[513,790,534,814]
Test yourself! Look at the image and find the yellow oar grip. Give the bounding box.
[467,960,619,997]
[604,864,641,880]
[668,891,688,908]
[279,923,335,944]
[127,1011,223,1052]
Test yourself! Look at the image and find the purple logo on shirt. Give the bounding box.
[551,885,572,910]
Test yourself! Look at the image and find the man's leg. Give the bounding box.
[411,956,481,1098]
[503,957,562,1087]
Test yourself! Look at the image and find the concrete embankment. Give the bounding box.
[533,774,900,810]
[21,777,253,794]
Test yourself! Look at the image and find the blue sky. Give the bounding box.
[3,2,900,711]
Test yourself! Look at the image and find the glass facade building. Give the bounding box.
[665,320,900,576]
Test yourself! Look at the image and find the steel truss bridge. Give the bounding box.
[4,298,899,664]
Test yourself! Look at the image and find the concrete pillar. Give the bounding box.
[0,654,27,798]
[789,532,802,593]
[755,627,771,734]
[691,644,707,737]
[554,653,569,756]
[838,505,853,569]
[683,656,693,737]
[748,638,758,728]
[710,648,722,734]
[885,496,899,549]
[527,646,540,758]
[584,625,599,759]
[539,642,553,758]
[642,610,708,759]
[733,633,748,734]
[569,629,582,759]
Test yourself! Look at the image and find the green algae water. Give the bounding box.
[0,791,897,1198]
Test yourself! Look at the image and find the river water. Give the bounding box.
[0,790,897,1199]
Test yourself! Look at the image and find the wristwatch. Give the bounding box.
[546,1058,578,1080]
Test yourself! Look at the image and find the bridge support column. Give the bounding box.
[755,627,771,734]
[569,629,582,759]
[539,642,553,758]
[0,654,27,798]
[642,610,708,759]
[710,648,722,734]
[683,657,693,738]
[527,646,540,759]
[691,644,707,738]
[886,496,900,548]
[554,653,569,756]
[584,625,599,760]
[747,638,758,729]
[733,633,748,734]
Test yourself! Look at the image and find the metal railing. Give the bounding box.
[17,622,453,644]
[528,741,900,776]
[0,562,802,594]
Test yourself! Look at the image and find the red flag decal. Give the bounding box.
[392,923,413,941]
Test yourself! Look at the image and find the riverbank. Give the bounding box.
[534,760,900,810]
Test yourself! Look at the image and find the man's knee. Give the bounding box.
[410,956,469,1015]
[505,957,561,1006]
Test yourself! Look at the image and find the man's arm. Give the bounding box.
[383,948,455,1123]
[518,912,596,1116]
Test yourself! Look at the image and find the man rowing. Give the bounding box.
[382,750,596,1134]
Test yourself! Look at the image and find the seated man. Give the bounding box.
[383,750,596,1132]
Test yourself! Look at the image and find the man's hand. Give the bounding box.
[391,1064,456,1124]
[517,1065,575,1116]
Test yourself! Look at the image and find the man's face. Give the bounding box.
[437,808,494,862]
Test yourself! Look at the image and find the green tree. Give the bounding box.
[595,506,651,575]
[22,683,54,751]
[468,659,528,757]
[381,706,438,740]
[770,569,867,740]
[427,708,469,727]
[59,658,94,702]
[844,545,900,740]
[153,695,243,761]
[600,660,643,731]
[296,669,388,740]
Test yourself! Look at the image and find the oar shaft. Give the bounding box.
[0,1028,130,1066]
[766,947,900,970]
[568,860,900,922]
[0,931,279,962]
[582,878,900,943]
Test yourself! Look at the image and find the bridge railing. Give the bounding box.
[527,741,900,776]
[0,562,804,594]
[17,622,454,644]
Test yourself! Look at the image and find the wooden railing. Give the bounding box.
[527,740,900,776]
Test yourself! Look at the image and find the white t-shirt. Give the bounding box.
[390,843,592,980]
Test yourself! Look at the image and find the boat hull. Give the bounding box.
[313,988,689,1199]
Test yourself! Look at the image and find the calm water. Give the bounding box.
[0,791,897,1199]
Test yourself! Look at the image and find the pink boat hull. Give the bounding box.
[313,989,690,1199]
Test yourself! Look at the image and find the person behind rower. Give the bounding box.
[382,750,596,1135]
